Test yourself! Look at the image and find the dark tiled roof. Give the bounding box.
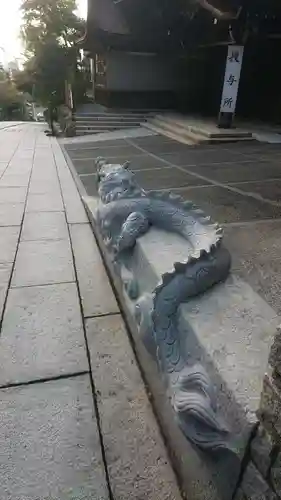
[83,0,281,53]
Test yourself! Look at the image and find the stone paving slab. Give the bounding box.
[0,173,30,187]
[31,165,57,179]
[0,226,20,262]
[0,187,27,204]
[32,164,57,177]
[7,163,33,174]
[3,155,33,167]
[134,166,210,189]
[224,221,281,316]
[231,179,281,201]
[70,223,119,318]
[70,159,100,175]
[0,203,24,226]
[0,153,17,162]
[28,178,61,194]
[0,162,8,173]
[22,211,68,241]
[242,149,281,160]
[69,144,140,160]
[0,375,109,500]
[53,144,88,224]
[0,262,12,284]
[0,263,13,320]
[26,192,64,212]
[62,190,89,224]
[129,135,176,147]
[10,149,34,161]
[77,175,98,197]
[11,239,75,287]
[0,121,25,130]
[86,315,182,500]
[64,138,129,150]
[176,185,281,223]
[185,161,281,183]
[224,142,280,152]
[158,149,247,166]
[141,141,204,154]
[7,166,32,177]
[0,283,88,386]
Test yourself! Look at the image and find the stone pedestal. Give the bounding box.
[83,196,279,500]
[217,111,233,129]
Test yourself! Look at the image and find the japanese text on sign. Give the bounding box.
[220,45,244,114]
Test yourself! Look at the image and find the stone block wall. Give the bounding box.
[234,328,281,500]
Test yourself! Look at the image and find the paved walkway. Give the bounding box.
[0,121,26,131]
[0,123,181,500]
[63,132,281,317]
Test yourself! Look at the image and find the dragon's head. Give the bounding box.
[95,157,143,204]
[95,157,130,185]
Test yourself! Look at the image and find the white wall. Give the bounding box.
[106,52,178,92]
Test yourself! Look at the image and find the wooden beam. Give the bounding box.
[195,1,242,21]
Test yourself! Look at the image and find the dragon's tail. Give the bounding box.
[172,364,231,451]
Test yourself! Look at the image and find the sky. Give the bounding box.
[0,0,87,64]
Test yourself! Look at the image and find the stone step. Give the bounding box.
[76,121,145,128]
[75,113,148,120]
[75,118,147,124]
[152,115,207,141]
[76,123,142,130]
[72,112,151,135]
[74,112,147,136]
[160,114,252,140]
[146,116,254,145]
[144,121,195,146]
[146,117,203,145]
[76,129,114,136]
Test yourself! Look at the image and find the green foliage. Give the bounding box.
[13,67,34,96]
[21,0,84,54]
[0,81,23,106]
[0,67,9,82]
[0,71,24,120]
[18,0,86,105]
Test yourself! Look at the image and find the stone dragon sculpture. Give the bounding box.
[95,157,235,454]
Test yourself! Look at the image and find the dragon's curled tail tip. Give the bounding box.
[172,364,232,452]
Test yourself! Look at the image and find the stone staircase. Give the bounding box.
[74,111,151,136]
[145,114,254,145]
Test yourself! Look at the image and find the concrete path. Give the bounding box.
[0,123,181,500]
[0,121,27,131]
